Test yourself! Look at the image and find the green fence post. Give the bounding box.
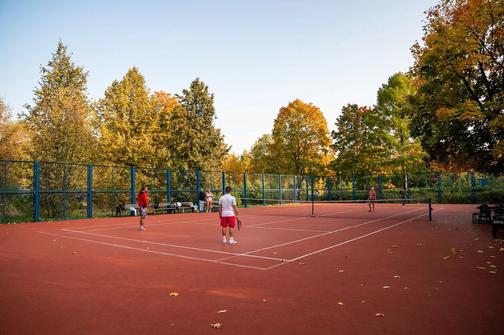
[221,172,226,195]
[293,175,297,200]
[327,176,332,200]
[470,173,476,204]
[196,169,201,204]
[437,174,442,203]
[305,175,309,201]
[33,161,40,222]
[278,174,282,204]
[87,164,93,218]
[243,173,247,208]
[352,174,356,200]
[166,169,171,204]
[261,173,265,206]
[130,166,136,204]
[378,175,383,200]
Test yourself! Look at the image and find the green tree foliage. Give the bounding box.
[151,91,178,167]
[0,98,31,161]
[272,99,333,176]
[96,67,157,167]
[249,134,275,173]
[168,78,228,171]
[376,73,427,180]
[410,0,504,173]
[331,104,389,177]
[22,41,96,163]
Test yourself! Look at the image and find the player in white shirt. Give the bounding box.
[219,186,240,244]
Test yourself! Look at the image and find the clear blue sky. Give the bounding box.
[0,0,436,154]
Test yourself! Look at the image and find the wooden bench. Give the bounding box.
[152,202,176,214]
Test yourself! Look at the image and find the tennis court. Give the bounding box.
[1,203,503,334]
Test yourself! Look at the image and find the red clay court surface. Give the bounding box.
[1,203,503,334]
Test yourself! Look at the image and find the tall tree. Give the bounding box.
[376,73,427,184]
[22,41,95,163]
[96,67,157,167]
[331,104,389,177]
[168,78,228,171]
[271,99,333,176]
[410,0,504,173]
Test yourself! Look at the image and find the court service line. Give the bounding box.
[38,231,268,271]
[217,207,425,261]
[264,208,444,270]
[59,228,285,261]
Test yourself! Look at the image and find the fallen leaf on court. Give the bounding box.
[170,323,174,327]
[361,300,366,304]
[477,250,484,254]
[298,262,306,266]
[262,298,267,302]
[500,248,504,252]
[391,245,398,248]
[146,247,150,250]
[338,301,344,306]
[393,275,401,279]
[486,261,492,264]
[375,313,385,317]
[489,265,496,269]
[476,266,486,270]
[383,285,391,289]
[52,239,57,242]
[474,238,480,241]
[459,256,464,259]
[443,256,450,260]
[210,323,223,329]
[338,269,344,273]
[488,246,494,249]
[217,310,227,314]
[490,255,496,258]
[273,252,278,255]
[417,242,423,246]
[72,251,78,255]
[169,292,179,297]
[403,287,409,290]
[439,281,443,284]
[489,271,497,274]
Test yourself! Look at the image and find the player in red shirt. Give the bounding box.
[368,186,377,212]
[137,185,149,231]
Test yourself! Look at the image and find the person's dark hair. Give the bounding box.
[225,186,232,193]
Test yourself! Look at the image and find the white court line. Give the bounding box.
[38,231,267,271]
[217,207,425,261]
[59,228,284,261]
[263,208,444,270]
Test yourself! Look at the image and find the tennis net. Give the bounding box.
[239,197,433,221]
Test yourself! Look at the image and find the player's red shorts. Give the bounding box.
[220,216,236,228]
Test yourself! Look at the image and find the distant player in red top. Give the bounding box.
[137,185,149,231]
[368,186,377,212]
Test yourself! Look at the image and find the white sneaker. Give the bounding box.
[228,239,238,245]
[139,226,145,231]
[222,237,228,244]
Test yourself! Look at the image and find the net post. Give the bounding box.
[428,198,432,222]
[278,174,282,204]
[293,175,297,200]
